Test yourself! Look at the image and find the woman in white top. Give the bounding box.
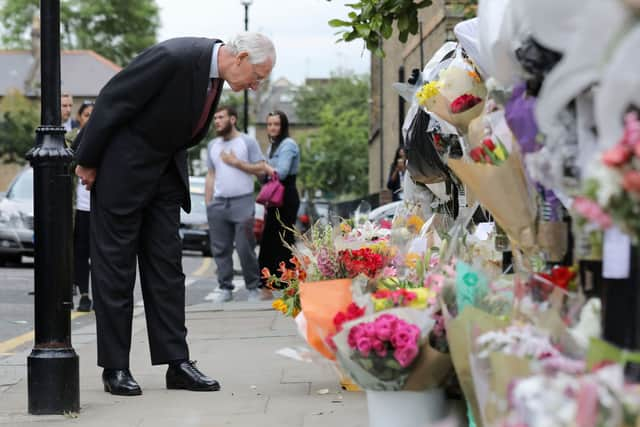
[72,102,94,311]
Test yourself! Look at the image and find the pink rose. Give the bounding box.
[394,345,419,368]
[371,338,388,357]
[376,314,398,328]
[356,336,373,357]
[602,144,632,167]
[363,323,377,338]
[390,327,413,349]
[348,325,365,348]
[374,321,393,341]
[623,170,640,193]
[572,197,612,229]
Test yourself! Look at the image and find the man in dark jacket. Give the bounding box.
[74,32,275,396]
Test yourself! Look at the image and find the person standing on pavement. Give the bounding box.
[61,93,79,132]
[387,146,407,201]
[205,106,273,303]
[68,101,94,312]
[73,32,276,397]
[258,111,300,296]
[225,111,300,298]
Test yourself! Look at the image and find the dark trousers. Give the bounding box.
[90,166,188,368]
[259,182,300,286]
[73,209,91,294]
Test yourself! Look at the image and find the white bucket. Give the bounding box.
[366,389,446,427]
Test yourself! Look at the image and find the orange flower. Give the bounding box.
[261,267,272,280]
[278,261,287,275]
[467,70,481,84]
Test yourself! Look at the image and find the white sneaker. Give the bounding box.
[247,289,261,302]
[247,288,272,302]
[212,289,232,303]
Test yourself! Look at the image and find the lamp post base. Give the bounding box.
[27,348,79,415]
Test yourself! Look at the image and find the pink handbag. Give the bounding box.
[256,172,285,208]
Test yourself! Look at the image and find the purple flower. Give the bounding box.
[505,82,540,154]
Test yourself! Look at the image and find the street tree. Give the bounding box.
[0,0,159,66]
[0,90,39,164]
[327,0,477,57]
[295,75,369,199]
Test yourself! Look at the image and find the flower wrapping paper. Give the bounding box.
[448,149,537,250]
[332,307,452,391]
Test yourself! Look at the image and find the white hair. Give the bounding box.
[226,32,276,66]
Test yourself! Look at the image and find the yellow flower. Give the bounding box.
[405,252,421,269]
[494,144,508,161]
[340,222,352,234]
[272,299,288,314]
[408,288,436,309]
[416,81,441,106]
[406,215,425,233]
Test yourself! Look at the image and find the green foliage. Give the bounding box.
[295,75,369,199]
[0,90,39,164]
[0,0,159,66]
[327,0,433,57]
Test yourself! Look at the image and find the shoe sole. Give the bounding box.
[103,384,142,396]
[166,382,221,392]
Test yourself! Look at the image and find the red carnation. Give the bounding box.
[482,138,496,151]
[450,94,483,114]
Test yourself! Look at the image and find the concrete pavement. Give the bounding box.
[0,300,368,426]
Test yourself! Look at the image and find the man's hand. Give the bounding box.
[220,150,238,167]
[75,165,97,190]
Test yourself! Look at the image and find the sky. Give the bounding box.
[155,0,371,85]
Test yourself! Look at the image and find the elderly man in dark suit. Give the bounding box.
[74,32,275,396]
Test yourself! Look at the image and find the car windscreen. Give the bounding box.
[190,193,206,215]
[7,169,33,201]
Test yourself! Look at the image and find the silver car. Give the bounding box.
[0,167,34,264]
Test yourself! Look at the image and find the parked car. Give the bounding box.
[367,200,402,225]
[179,189,211,256]
[180,177,266,255]
[296,199,331,234]
[0,167,34,264]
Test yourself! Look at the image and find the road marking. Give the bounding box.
[192,257,212,277]
[0,311,89,355]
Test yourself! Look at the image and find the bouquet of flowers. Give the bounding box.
[500,364,640,427]
[416,50,488,135]
[262,256,308,318]
[332,308,453,391]
[575,111,640,241]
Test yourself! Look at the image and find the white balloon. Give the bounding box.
[535,0,634,135]
[595,24,640,148]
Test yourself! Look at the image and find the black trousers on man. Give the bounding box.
[90,165,189,368]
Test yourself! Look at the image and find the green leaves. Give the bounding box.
[327,0,432,57]
[294,75,370,199]
[0,0,160,66]
[0,90,39,164]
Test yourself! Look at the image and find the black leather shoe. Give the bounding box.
[166,360,220,391]
[102,368,142,396]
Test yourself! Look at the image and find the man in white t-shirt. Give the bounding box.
[205,106,273,302]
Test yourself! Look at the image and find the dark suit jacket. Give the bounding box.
[74,37,222,214]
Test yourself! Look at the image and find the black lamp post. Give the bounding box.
[241,0,252,133]
[26,0,79,415]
